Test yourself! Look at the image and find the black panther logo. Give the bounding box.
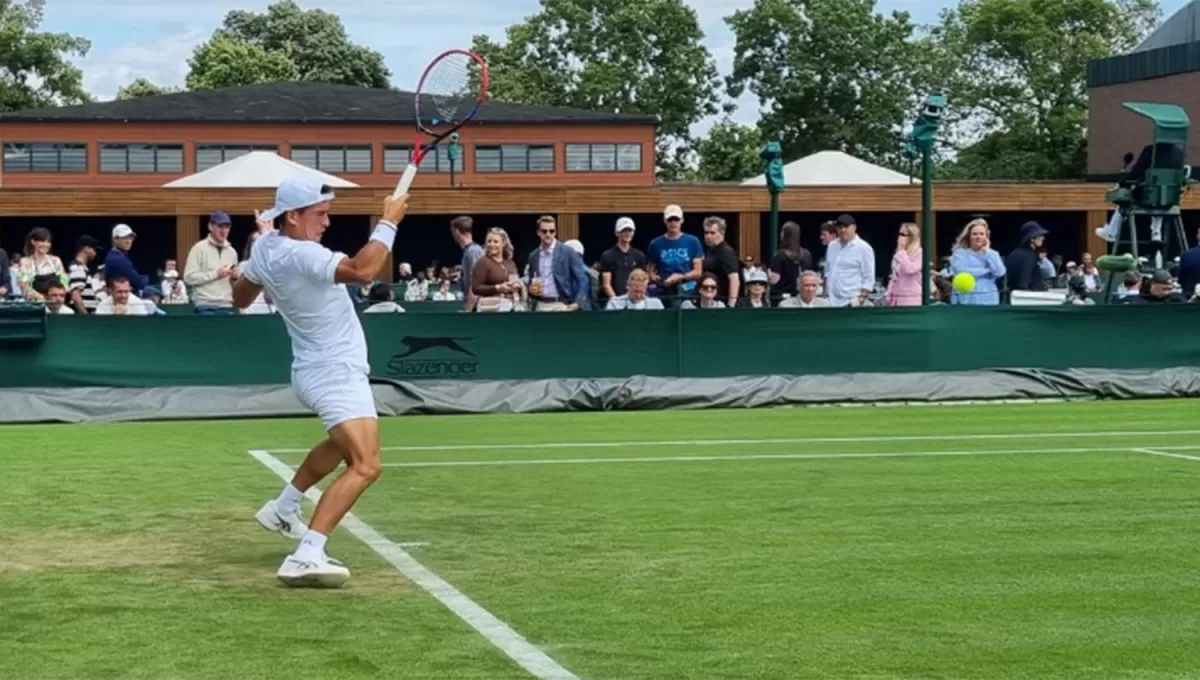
[393,336,477,359]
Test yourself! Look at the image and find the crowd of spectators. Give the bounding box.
[2,203,1198,316]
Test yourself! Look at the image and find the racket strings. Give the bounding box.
[425,54,475,123]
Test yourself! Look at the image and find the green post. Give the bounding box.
[447,132,461,187]
[908,94,946,305]
[761,141,785,256]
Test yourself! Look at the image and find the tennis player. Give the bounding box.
[233,173,408,587]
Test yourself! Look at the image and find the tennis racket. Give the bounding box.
[392,49,489,197]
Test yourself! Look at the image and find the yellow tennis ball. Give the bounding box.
[952,272,976,294]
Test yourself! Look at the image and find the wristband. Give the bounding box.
[369,220,397,251]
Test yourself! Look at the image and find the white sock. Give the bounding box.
[294,530,328,560]
[275,483,303,515]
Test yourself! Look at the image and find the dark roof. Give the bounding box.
[1087,40,1200,87]
[0,81,659,126]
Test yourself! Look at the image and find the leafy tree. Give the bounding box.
[694,119,764,182]
[471,0,722,179]
[0,0,91,111]
[726,0,934,170]
[186,33,298,91]
[115,78,181,100]
[188,0,390,90]
[931,0,1160,180]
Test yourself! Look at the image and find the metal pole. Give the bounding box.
[769,191,780,257]
[920,146,933,305]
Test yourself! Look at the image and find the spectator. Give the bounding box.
[931,275,952,304]
[105,224,161,303]
[472,227,522,313]
[606,268,664,310]
[599,217,647,303]
[451,216,483,312]
[183,210,239,315]
[404,273,429,302]
[1037,248,1056,280]
[67,235,101,314]
[1005,221,1049,292]
[647,204,703,306]
[95,276,149,316]
[526,215,589,312]
[563,238,598,307]
[886,222,922,306]
[702,216,741,307]
[363,283,405,313]
[949,218,1006,305]
[1178,227,1200,296]
[0,247,12,298]
[780,270,830,308]
[681,273,726,309]
[742,255,765,281]
[397,262,414,282]
[17,227,67,302]
[160,264,189,305]
[744,270,771,307]
[1117,271,1143,300]
[769,221,813,302]
[818,220,838,249]
[1057,261,1078,288]
[1079,260,1102,292]
[825,214,875,307]
[1064,276,1095,305]
[42,281,73,315]
[237,229,276,314]
[429,277,461,302]
[1125,269,1187,304]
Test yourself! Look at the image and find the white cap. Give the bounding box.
[746,269,769,284]
[663,204,683,221]
[564,239,584,256]
[112,224,135,239]
[615,217,636,234]
[260,174,336,221]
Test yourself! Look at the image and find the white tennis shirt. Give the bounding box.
[242,231,369,373]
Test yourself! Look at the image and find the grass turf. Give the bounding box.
[3,400,1200,679]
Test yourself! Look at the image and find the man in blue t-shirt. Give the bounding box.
[647,204,703,306]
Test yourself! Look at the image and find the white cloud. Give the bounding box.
[79,27,208,100]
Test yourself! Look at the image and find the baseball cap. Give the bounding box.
[209,210,231,225]
[836,214,856,227]
[663,204,684,221]
[76,235,102,251]
[615,217,636,234]
[112,224,135,239]
[1151,269,1173,285]
[260,174,336,222]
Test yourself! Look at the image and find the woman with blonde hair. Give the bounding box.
[471,227,523,312]
[886,222,922,306]
[949,218,1006,305]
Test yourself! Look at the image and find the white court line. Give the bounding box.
[246,450,578,680]
[377,446,1142,468]
[262,428,1200,454]
[1133,447,1200,462]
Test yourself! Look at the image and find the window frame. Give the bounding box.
[1,142,89,173]
[564,142,643,173]
[473,143,557,173]
[98,142,185,173]
[289,144,374,173]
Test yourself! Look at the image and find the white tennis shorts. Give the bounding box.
[292,363,378,431]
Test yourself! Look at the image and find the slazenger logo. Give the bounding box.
[386,336,479,378]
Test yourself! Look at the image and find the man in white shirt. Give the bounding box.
[234,174,408,588]
[94,277,150,315]
[824,214,876,307]
[43,282,75,314]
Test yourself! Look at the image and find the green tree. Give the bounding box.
[186,33,299,91]
[693,119,764,182]
[197,0,390,88]
[932,0,1160,180]
[0,0,91,111]
[726,0,933,169]
[115,77,181,100]
[472,0,721,179]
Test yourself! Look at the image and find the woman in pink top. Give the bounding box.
[886,222,923,306]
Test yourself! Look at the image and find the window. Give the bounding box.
[474,144,555,173]
[99,143,184,172]
[2,142,88,172]
[290,145,372,173]
[383,144,454,173]
[196,144,279,171]
[565,143,642,172]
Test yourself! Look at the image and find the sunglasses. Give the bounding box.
[539,229,556,235]
[699,285,717,291]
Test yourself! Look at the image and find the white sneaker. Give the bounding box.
[255,499,308,540]
[276,553,351,588]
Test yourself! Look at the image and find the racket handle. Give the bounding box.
[393,163,419,197]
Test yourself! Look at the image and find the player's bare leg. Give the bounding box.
[256,438,344,539]
[277,418,381,588]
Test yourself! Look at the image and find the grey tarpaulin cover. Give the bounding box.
[3,367,1200,424]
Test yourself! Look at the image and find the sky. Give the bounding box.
[37,0,1195,128]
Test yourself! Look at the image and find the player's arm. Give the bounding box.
[232,276,263,310]
[334,194,409,285]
